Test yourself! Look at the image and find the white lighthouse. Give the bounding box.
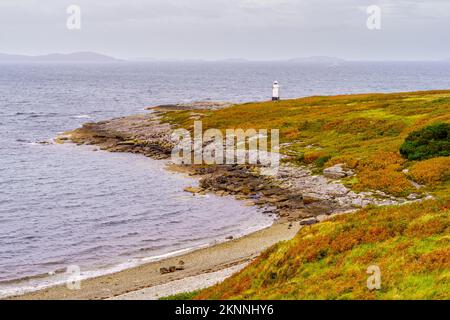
[272,81,280,101]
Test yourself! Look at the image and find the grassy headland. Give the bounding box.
[162,90,450,198]
[160,90,449,299]
[51,90,449,300]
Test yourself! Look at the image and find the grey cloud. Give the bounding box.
[0,0,449,60]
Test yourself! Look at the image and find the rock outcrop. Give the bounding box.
[323,163,354,179]
[62,110,413,224]
[66,114,174,160]
[275,164,404,214]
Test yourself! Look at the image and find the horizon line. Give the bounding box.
[0,51,449,63]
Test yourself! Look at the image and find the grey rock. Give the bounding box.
[316,214,330,222]
[300,217,318,226]
[407,193,420,200]
[323,164,354,179]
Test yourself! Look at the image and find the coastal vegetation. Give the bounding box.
[63,90,449,300]
[160,290,200,300]
[162,90,450,198]
[400,123,450,160]
[195,199,449,299]
[161,90,450,299]
[409,157,449,187]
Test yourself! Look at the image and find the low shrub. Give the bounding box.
[400,123,450,160]
[303,151,327,164]
[409,157,450,186]
[194,200,450,300]
[354,151,412,196]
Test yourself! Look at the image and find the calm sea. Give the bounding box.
[0,61,449,296]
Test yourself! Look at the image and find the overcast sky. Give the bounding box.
[1,0,450,60]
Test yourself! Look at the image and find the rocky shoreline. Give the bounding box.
[59,103,411,226]
[10,222,300,300]
[17,100,430,300]
[60,113,174,160]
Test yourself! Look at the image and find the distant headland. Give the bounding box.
[0,52,123,63]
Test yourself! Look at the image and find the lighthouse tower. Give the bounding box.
[272,81,280,101]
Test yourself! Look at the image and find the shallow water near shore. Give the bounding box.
[1,61,450,297]
[0,143,274,297]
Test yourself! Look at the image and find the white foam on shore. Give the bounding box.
[0,244,206,299]
[1,142,275,299]
[0,220,274,299]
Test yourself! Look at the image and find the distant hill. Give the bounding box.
[288,56,347,64]
[129,57,347,64]
[0,52,123,63]
[218,58,250,63]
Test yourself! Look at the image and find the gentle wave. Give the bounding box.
[0,229,265,298]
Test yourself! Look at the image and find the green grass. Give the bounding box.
[162,90,450,197]
[400,123,450,160]
[159,90,450,300]
[159,290,201,300]
[194,200,450,300]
